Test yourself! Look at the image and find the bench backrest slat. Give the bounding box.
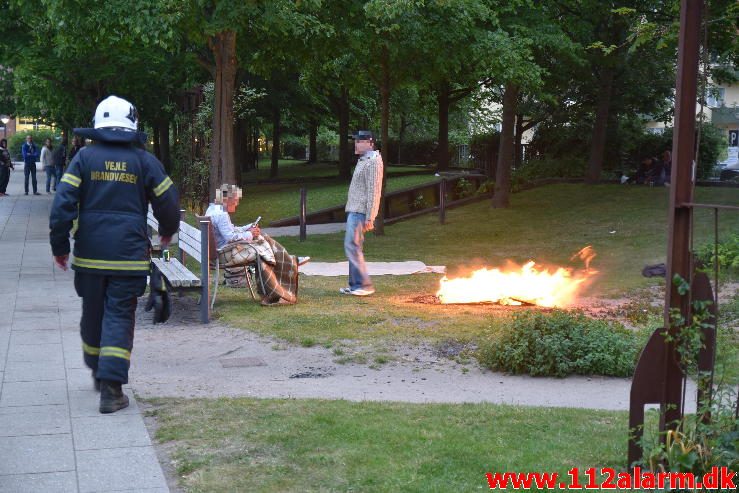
[179,221,202,261]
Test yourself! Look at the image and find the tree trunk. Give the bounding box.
[270,107,281,179]
[252,127,260,169]
[210,30,238,197]
[585,67,614,184]
[153,123,161,160]
[492,83,519,209]
[338,86,351,180]
[397,113,406,165]
[158,120,171,173]
[437,82,450,171]
[514,113,524,169]
[308,118,317,163]
[375,46,391,236]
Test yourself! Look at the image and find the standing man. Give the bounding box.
[50,96,179,414]
[0,138,12,196]
[51,137,67,191]
[341,130,383,296]
[22,134,40,195]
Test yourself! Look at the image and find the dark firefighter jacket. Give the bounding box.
[49,132,179,276]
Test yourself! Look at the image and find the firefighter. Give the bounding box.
[50,95,179,413]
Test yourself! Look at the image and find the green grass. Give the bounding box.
[271,184,739,292]
[233,172,439,226]
[149,397,627,493]
[243,158,426,183]
[214,183,739,348]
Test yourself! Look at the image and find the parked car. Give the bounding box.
[719,166,739,182]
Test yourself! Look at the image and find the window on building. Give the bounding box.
[706,87,725,108]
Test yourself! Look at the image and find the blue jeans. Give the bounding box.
[55,165,64,188]
[45,166,56,192]
[344,212,372,291]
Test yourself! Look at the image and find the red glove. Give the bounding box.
[54,254,69,271]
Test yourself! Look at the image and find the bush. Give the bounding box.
[512,157,587,182]
[477,310,641,377]
[281,134,307,160]
[316,126,338,162]
[642,388,739,479]
[8,129,60,161]
[696,233,739,277]
[386,137,439,166]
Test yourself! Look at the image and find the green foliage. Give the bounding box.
[696,234,739,277]
[281,134,307,160]
[642,389,739,479]
[513,158,587,182]
[477,310,640,377]
[454,178,474,199]
[8,129,60,160]
[171,112,210,213]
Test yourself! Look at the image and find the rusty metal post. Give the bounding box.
[663,0,703,429]
[299,187,307,242]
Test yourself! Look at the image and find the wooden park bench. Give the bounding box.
[146,209,261,323]
[147,208,212,323]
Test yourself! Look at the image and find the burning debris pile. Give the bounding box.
[435,246,597,307]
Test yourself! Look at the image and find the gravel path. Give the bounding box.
[131,295,698,411]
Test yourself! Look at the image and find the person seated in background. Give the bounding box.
[662,150,672,184]
[204,183,309,305]
[645,156,665,186]
[627,157,653,184]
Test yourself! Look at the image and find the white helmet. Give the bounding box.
[93,95,138,131]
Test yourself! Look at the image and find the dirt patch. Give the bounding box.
[129,293,698,411]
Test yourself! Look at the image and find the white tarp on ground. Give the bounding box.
[300,261,446,276]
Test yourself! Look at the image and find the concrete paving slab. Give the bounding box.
[68,389,141,418]
[0,379,69,407]
[10,329,63,345]
[12,318,61,331]
[4,360,67,382]
[0,405,71,436]
[0,471,78,493]
[72,413,152,450]
[0,434,75,475]
[76,447,167,493]
[0,176,169,492]
[7,342,64,364]
[66,368,97,392]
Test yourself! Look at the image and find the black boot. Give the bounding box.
[99,380,129,414]
[92,371,101,392]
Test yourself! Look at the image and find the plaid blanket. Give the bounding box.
[257,234,298,306]
[218,234,298,305]
[255,235,298,305]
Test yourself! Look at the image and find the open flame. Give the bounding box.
[436,246,597,307]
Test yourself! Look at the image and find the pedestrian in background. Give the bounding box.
[50,95,179,414]
[41,137,55,194]
[0,138,12,196]
[340,130,383,296]
[69,136,83,162]
[52,139,67,191]
[22,134,40,195]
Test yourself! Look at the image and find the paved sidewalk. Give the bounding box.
[263,222,345,237]
[0,174,168,493]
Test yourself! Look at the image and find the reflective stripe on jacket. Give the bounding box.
[49,141,179,276]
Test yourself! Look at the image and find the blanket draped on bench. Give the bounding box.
[222,234,298,305]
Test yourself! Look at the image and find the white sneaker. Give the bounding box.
[340,287,375,296]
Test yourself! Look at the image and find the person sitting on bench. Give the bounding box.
[205,184,309,305]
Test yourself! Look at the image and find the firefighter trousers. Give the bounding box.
[74,272,147,384]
